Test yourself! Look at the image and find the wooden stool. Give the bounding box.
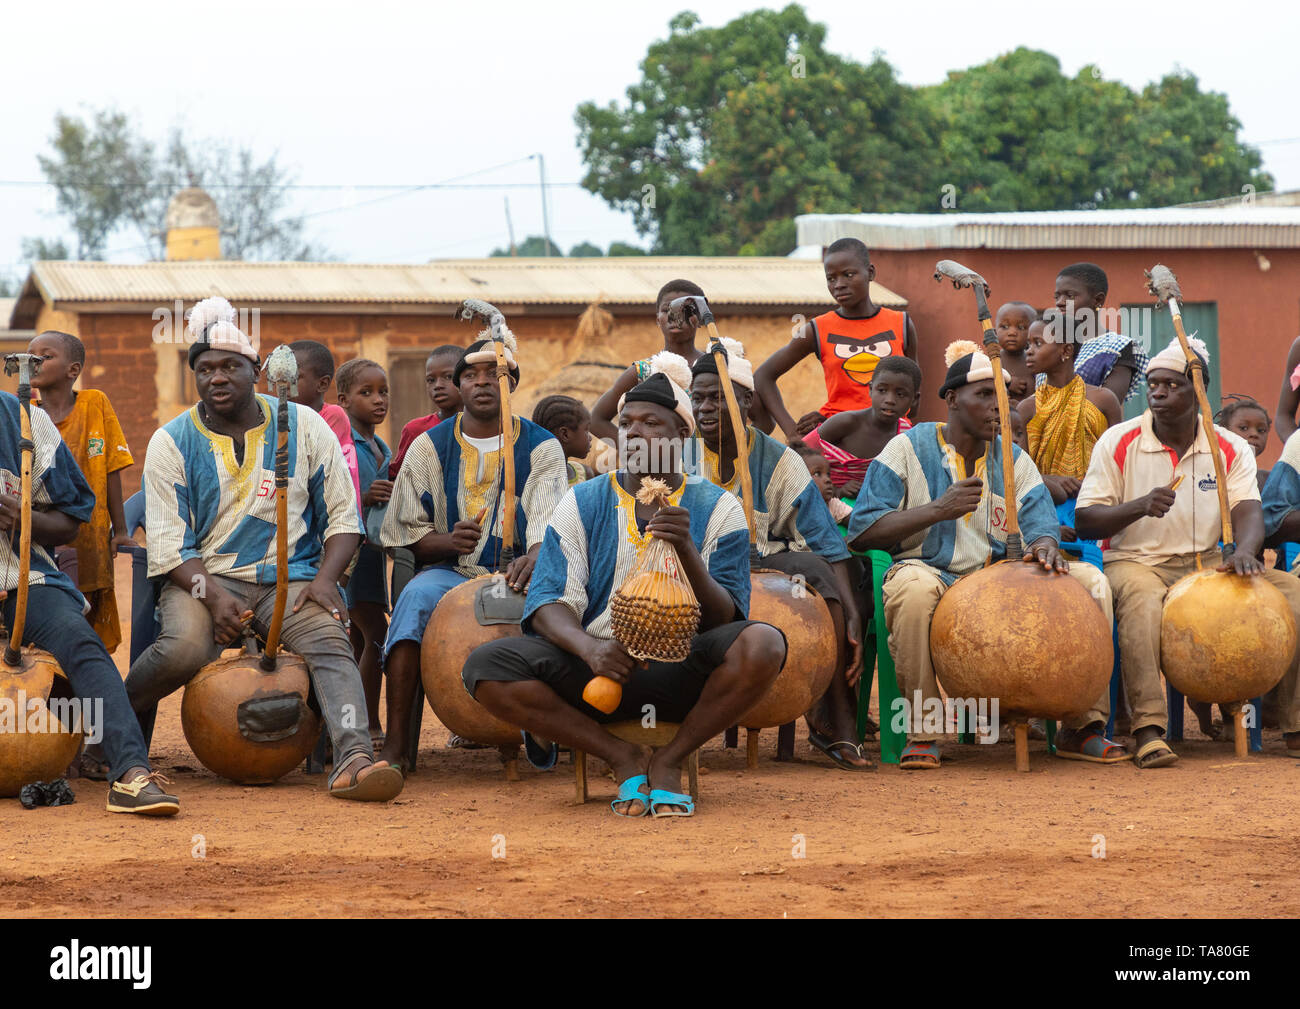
[573,721,699,805]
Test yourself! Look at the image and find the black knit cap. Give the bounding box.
[623,372,678,413]
[454,339,520,385]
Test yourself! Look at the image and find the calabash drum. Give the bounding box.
[420,575,524,746]
[181,652,320,785]
[1160,568,1296,703]
[0,650,83,797]
[739,570,837,728]
[929,562,1113,721]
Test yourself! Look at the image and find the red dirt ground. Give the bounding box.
[2,553,1297,919]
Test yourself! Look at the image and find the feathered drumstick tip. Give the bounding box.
[1146,264,1183,303]
[635,477,672,507]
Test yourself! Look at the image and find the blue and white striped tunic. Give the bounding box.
[690,427,850,561]
[848,422,1058,585]
[523,472,751,639]
[0,394,94,604]
[144,395,362,582]
[380,414,568,578]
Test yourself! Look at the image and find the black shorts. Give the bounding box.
[462,620,784,724]
[751,549,841,607]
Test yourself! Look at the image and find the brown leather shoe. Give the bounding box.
[106,771,180,816]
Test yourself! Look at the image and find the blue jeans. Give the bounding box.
[2,584,150,783]
[383,565,469,660]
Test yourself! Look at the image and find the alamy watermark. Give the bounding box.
[1043,304,1159,355]
[0,691,102,743]
[890,690,1000,744]
[152,300,261,345]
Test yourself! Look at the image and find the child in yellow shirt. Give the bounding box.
[29,331,134,651]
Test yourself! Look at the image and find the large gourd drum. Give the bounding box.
[739,570,837,728]
[181,653,321,785]
[0,651,83,797]
[1161,569,1296,703]
[930,562,1113,721]
[421,575,524,746]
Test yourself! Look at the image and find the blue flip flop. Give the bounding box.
[649,788,695,818]
[611,774,650,817]
[520,730,558,770]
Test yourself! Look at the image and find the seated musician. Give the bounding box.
[848,341,1117,770]
[0,377,178,815]
[124,298,401,801]
[462,355,787,818]
[377,334,568,770]
[688,339,869,770]
[1075,337,1300,767]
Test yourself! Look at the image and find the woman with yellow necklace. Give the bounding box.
[1018,316,1122,509]
[688,339,869,771]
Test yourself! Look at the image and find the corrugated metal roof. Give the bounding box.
[798,207,1300,251]
[9,258,905,327]
[0,298,33,337]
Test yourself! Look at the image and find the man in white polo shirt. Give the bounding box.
[1076,336,1300,768]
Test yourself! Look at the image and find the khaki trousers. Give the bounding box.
[1106,551,1300,735]
[882,560,1114,741]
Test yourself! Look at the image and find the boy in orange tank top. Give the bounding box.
[755,238,918,446]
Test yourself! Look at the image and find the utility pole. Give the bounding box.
[504,196,517,256]
[535,153,553,257]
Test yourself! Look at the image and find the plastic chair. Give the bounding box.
[861,549,906,763]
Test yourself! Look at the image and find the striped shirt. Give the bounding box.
[380,413,567,577]
[523,472,750,639]
[144,395,363,582]
[848,422,1058,585]
[0,394,94,604]
[803,417,912,490]
[1077,412,1256,566]
[690,427,849,561]
[1262,430,1300,571]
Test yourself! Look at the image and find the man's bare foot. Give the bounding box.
[610,742,652,816]
[646,748,688,814]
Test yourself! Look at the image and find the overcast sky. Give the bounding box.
[2,0,1297,277]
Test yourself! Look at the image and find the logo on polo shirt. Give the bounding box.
[1198,475,1218,492]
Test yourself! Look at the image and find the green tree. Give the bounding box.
[20,237,71,261]
[35,109,153,259]
[607,242,648,256]
[490,235,563,256]
[28,108,326,261]
[569,241,604,257]
[575,5,939,255]
[923,49,1271,210]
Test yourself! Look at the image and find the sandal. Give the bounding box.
[807,729,873,771]
[69,751,111,781]
[648,788,695,818]
[329,757,404,801]
[446,734,490,750]
[1054,731,1131,764]
[610,774,650,818]
[521,730,558,771]
[900,740,941,770]
[1133,738,1179,769]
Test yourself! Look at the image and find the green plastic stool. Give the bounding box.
[861,550,905,764]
